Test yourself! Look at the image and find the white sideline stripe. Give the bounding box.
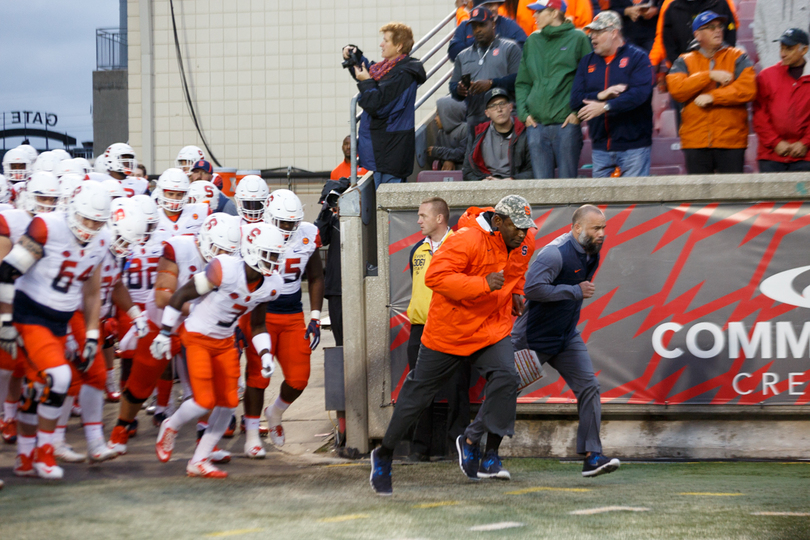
[752,512,810,517]
[469,522,525,531]
[570,506,650,515]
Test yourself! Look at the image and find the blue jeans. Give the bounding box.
[592,146,651,177]
[527,123,583,179]
[374,172,405,189]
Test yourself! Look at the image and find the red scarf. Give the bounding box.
[369,54,407,81]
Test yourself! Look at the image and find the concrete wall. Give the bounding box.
[127,0,454,176]
[93,70,129,158]
[347,173,810,459]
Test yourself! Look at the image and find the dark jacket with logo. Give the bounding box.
[523,232,599,356]
[448,16,527,61]
[462,118,533,181]
[354,56,427,179]
[570,43,654,152]
[662,0,737,65]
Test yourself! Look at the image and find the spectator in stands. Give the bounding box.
[450,7,523,131]
[754,28,810,172]
[449,0,527,61]
[135,164,147,178]
[571,11,653,177]
[611,0,662,52]
[189,159,237,215]
[344,23,427,188]
[515,0,591,179]
[500,0,595,35]
[666,11,755,174]
[427,97,469,170]
[463,88,533,181]
[331,136,369,180]
[754,1,810,70]
[662,0,737,67]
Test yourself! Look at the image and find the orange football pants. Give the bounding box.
[15,323,68,385]
[66,311,107,394]
[240,311,312,391]
[124,320,181,402]
[180,327,239,409]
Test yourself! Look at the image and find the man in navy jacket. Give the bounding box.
[570,11,653,177]
[448,0,527,61]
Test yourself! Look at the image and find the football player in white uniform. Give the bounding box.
[240,190,324,456]
[153,222,285,478]
[234,175,269,225]
[176,145,206,174]
[0,181,111,479]
[0,172,60,448]
[104,143,149,197]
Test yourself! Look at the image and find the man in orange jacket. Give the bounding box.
[369,195,536,496]
[666,10,755,174]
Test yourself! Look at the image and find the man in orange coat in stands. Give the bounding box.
[666,10,755,174]
[369,195,536,496]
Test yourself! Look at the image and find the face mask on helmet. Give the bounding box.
[264,189,304,242]
[3,149,32,182]
[109,199,148,258]
[68,182,112,244]
[25,171,61,215]
[257,249,283,275]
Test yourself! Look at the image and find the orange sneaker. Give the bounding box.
[33,444,64,479]
[2,418,17,444]
[107,425,129,456]
[186,459,228,478]
[13,451,36,477]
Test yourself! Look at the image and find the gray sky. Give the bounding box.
[0,0,120,150]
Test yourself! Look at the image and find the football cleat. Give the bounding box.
[88,437,118,463]
[107,425,129,456]
[210,446,232,464]
[155,419,178,463]
[14,451,36,477]
[2,418,17,444]
[239,415,269,436]
[222,414,237,438]
[105,384,121,403]
[71,403,82,417]
[186,459,228,478]
[54,440,87,463]
[153,411,168,428]
[127,418,139,437]
[244,441,267,459]
[268,423,285,447]
[34,444,64,479]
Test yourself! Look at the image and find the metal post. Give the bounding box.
[350,94,359,187]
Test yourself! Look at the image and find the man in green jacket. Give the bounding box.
[516,0,592,179]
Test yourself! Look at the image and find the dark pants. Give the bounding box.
[325,295,342,346]
[758,160,810,173]
[406,324,471,456]
[683,148,745,174]
[383,337,518,450]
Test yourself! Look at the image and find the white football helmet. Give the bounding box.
[0,174,9,205]
[102,179,126,199]
[104,143,137,176]
[74,157,92,175]
[154,168,190,213]
[131,194,160,242]
[68,181,112,243]
[51,149,71,162]
[175,145,205,173]
[54,158,88,179]
[108,197,149,257]
[17,145,38,164]
[264,189,304,242]
[94,154,110,174]
[32,151,58,174]
[241,222,286,276]
[198,213,240,262]
[187,180,220,211]
[2,148,32,182]
[235,175,269,223]
[25,171,61,215]
[57,173,85,212]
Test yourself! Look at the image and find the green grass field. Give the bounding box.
[2,458,809,540]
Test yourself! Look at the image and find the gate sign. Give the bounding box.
[387,202,810,406]
[5,111,58,127]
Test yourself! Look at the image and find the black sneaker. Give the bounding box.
[582,453,620,477]
[477,450,511,480]
[152,411,168,428]
[126,418,138,438]
[455,435,481,480]
[369,448,393,496]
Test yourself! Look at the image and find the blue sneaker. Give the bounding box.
[456,435,481,480]
[369,448,393,496]
[478,450,511,480]
[582,453,620,477]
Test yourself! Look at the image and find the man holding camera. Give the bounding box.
[450,7,523,133]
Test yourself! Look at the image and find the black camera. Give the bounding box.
[326,190,341,209]
[342,45,364,70]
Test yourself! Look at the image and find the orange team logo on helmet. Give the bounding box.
[247,228,261,243]
[113,208,126,222]
[206,216,218,230]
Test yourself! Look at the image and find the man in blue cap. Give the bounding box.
[449,0,527,61]
[190,160,237,215]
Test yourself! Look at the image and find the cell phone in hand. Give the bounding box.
[461,74,471,87]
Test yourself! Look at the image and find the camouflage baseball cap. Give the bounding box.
[494,195,536,229]
[584,10,622,32]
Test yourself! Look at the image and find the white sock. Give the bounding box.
[166,399,208,432]
[4,400,18,422]
[37,429,55,448]
[0,369,11,406]
[80,386,104,425]
[193,407,233,463]
[84,422,103,442]
[18,434,36,456]
[57,395,74,430]
[106,369,116,392]
[244,415,261,445]
[267,397,290,426]
[54,425,67,445]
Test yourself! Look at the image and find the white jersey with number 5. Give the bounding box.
[121,176,150,198]
[183,254,282,340]
[266,222,320,315]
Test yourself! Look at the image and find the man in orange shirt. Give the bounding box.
[330,136,368,180]
[369,195,536,496]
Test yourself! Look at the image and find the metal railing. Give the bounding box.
[96,27,128,71]
[349,11,457,186]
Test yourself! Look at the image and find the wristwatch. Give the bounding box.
[603,102,611,112]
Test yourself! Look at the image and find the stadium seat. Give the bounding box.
[737,20,754,41]
[656,110,679,139]
[416,170,462,182]
[651,137,686,167]
[650,165,685,176]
